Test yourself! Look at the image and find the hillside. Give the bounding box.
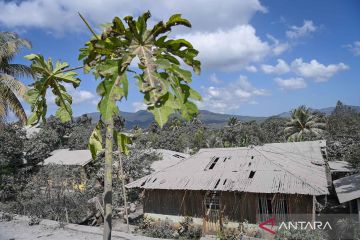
[82,105,360,129]
[84,110,266,129]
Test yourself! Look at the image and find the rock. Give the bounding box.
[128,203,136,213]
[172,230,179,239]
[123,212,143,224]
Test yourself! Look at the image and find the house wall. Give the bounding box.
[143,189,314,224]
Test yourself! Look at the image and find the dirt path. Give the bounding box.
[0,217,157,240]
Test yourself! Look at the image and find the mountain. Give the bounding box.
[81,105,360,129]
[83,110,267,129]
[277,105,360,118]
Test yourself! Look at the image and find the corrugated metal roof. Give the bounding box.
[328,161,355,173]
[40,149,92,166]
[127,141,329,196]
[151,149,189,172]
[333,172,360,203]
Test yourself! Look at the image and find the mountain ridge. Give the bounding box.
[81,105,360,129]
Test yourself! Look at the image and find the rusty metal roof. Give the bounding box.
[127,141,329,196]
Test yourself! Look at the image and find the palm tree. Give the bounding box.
[284,105,326,141]
[227,116,241,127]
[0,32,32,124]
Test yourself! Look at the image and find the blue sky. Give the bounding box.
[1,0,359,117]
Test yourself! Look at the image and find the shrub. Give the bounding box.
[137,217,202,239]
[275,228,328,240]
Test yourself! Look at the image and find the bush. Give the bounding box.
[2,165,101,223]
[137,217,202,239]
[275,228,328,240]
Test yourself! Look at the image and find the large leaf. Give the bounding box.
[114,131,132,155]
[25,54,80,125]
[96,74,126,122]
[79,11,202,129]
[88,121,103,159]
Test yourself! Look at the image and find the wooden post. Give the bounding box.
[312,195,316,223]
[357,199,360,223]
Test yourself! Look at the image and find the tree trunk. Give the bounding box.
[118,154,130,232]
[103,120,113,240]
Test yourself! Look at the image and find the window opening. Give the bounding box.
[249,171,256,178]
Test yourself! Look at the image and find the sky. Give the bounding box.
[1,0,359,117]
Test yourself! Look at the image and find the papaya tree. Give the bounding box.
[26,11,201,240]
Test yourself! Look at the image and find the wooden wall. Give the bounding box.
[143,189,314,224]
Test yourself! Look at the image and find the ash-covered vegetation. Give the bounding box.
[0,101,360,229]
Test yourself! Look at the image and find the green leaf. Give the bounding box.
[167,14,191,28]
[55,102,72,122]
[96,76,125,122]
[24,88,40,105]
[148,103,174,128]
[114,131,132,155]
[88,122,103,159]
[27,112,39,125]
[171,65,192,83]
[189,88,202,101]
[25,53,80,124]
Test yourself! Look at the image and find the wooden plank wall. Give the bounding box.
[143,190,314,223]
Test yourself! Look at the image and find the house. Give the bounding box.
[39,149,93,191]
[126,141,330,233]
[333,172,360,222]
[39,148,93,167]
[151,149,189,172]
[328,160,356,180]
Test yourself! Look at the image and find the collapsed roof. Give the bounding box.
[127,141,329,196]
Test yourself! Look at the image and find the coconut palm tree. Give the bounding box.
[0,32,32,124]
[227,116,241,127]
[284,105,326,141]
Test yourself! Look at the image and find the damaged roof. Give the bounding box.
[127,141,329,196]
[328,161,355,173]
[151,149,189,172]
[333,172,360,203]
[40,149,92,166]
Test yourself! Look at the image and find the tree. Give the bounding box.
[260,116,287,143]
[0,123,25,182]
[0,32,32,124]
[68,115,94,150]
[284,105,326,141]
[24,127,61,165]
[227,116,240,127]
[26,11,201,239]
[328,100,360,139]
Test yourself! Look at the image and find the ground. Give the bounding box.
[0,215,157,240]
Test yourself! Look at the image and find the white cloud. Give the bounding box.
[286,20,317,39]
[291,58,349,82]
[261,58,349,82]
[345,41,360,56]
[209,73,222,84]
[46,87,95,105]
[197,75,270,113]
[0,0,266,33]
[261,59,290,74]
[72,90,95,104]
[179,25,271,71]
[275,77,307,90]
[245,65,258,73]
[267,34,289,55]
[132,101,147,112]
